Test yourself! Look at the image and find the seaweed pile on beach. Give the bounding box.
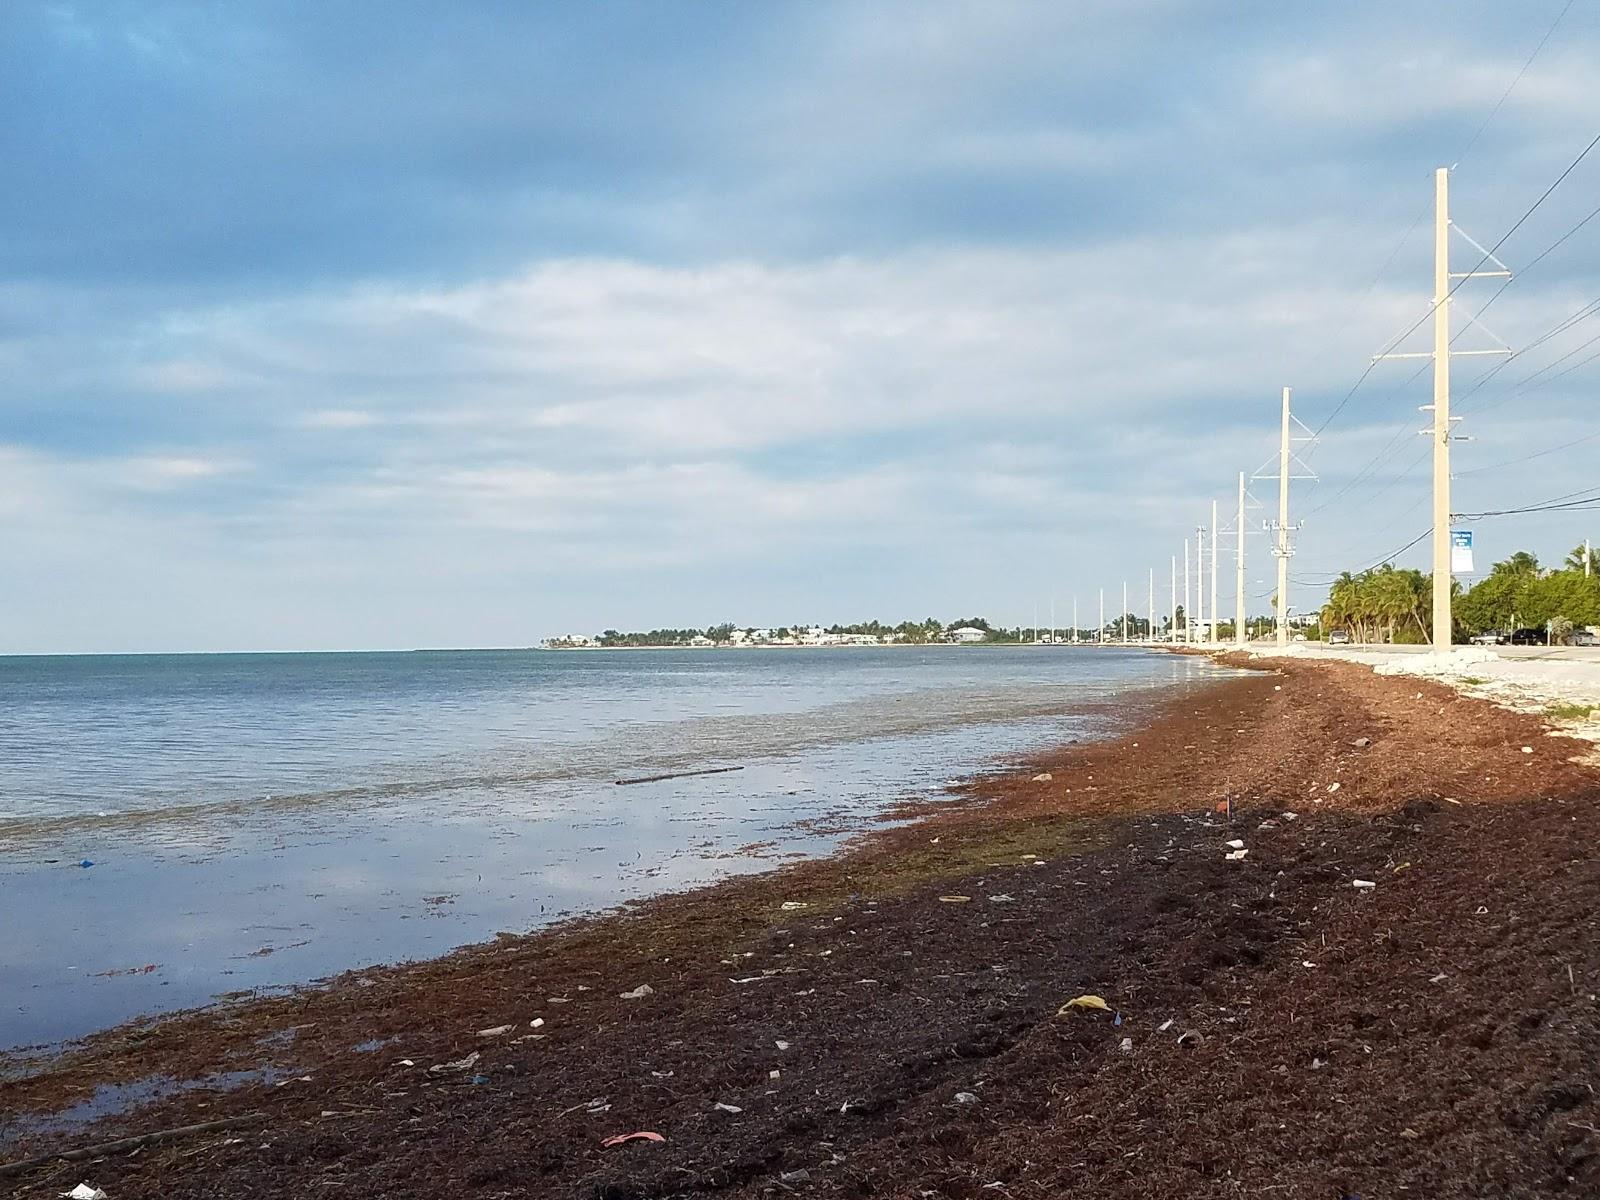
[4,657,1599,1199]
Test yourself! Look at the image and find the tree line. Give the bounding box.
[1319,543,1600,643]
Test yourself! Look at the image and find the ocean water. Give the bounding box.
[0,646,1224,1049]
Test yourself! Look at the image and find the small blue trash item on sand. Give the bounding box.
[78,859,95,869]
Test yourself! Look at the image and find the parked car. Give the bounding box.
[1327,629,1351,645]
[1509,627,1547,646]
[1469,631,1506,645]
[1569,630,1599,647]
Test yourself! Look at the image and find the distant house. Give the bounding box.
[947,626,988,644]
[544,633,595,648]
[688,634,714,647]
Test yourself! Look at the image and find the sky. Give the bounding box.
[2,1,1599,652]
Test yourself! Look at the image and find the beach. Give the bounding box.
[4,652,1598,1197]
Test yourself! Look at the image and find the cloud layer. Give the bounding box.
[1,1,1598,650]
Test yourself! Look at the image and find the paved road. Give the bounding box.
[1306,643,1600,663]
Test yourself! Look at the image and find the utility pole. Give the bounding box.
[1073,597,1078,644]
[1209,499,1219,646]
[1275,387,1291,647]
[1183,538,1192,645]
[1235,471,1247,648]
[1429,167,1453,649]
[1169,556,1176,643]
[1196,523,1206,645]
[1148,567,1154,645]
[1588,538,1593,579]
[1122,581,1128,644]
[1098,589,1105,645]
[1374,167,1509,650]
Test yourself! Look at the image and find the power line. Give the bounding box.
[1457,0,1577,164]
[1457,483,1600,521]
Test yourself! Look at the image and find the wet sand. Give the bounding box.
[4,654,1600,1198]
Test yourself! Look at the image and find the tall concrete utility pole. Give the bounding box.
[1429,167,1454,649]
[1098,589,1105,645]
[1073,597,1078,644]
[1587,538,1592,578]
[1375,167,1509,650]
[1169,556,1177,643]
[1235,472,1247,647]
[1122,581,1128,643]
[1275,387,1291,647]
[1183,539,1192,645]
[1148,568,1155,645]
[1210,499,1219,646]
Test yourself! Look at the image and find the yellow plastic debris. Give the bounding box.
[938,895,972,903]
[1057,994,1112,1015]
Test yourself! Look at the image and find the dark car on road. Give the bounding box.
[1509,627,1547,646]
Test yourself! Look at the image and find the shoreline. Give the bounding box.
[5,655,1600,1197]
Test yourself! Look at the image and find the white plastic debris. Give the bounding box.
[428,1050,480,1075]
[1119,1037,1133,1052]
[769,1069,781,1080]
[619,984,655,1000]
[775,1039,791,1050]
[395,1058,416,1067]
[63,1187,107,1200]
[1353,879,1377,891]
[780,901,808,911]
[529,1018,545,1028]
[1522,746,1534,754]
[1032,772,1053,782]
[1225,839,1245,850]
[1157,1018,1174,1033]
[954,1091,979,1104]
[714,1102,743,1113]
[1327,782,1341,794]
[1225,849,1249,861]
[477,1024,513,1038]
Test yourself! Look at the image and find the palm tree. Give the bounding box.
[1563,544,1599,575]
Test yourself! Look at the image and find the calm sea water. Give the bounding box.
[0,646,1223,1050]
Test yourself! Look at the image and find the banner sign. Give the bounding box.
[1450,529,1474,575]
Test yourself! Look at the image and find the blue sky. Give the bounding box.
[2,1,1598,651]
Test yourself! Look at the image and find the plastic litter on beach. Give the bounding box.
[601,1131,665,1148]
[477,1024,513,1038]
[1225,839,1245,849]
[1119,1037,1133,1052]
[1225,849,1248,861]
[1031,772,1053,782]
[713,1102,743,1114]
[954,1091,979,1104]
[619,984,655,1000]
[1353,879,1377,890]
[1177,1030,1205,1048]
[1057,994,1111,1014]
[775,1039,791,1050]
[938,895,972,903]
[1157,1018,1174,1032]
[780,901,808,910]
[427,1051,480,1076]
[78,860,95,869]
[62,1186,107,1200]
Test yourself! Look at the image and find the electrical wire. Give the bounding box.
[1456,0,1577,165]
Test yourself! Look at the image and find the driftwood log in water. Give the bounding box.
[613,765,745,786]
